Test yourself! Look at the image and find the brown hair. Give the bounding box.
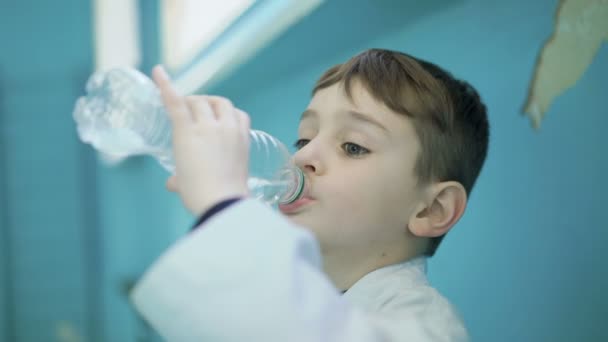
[313,49,489,256]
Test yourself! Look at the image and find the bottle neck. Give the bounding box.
[278,167,305,205]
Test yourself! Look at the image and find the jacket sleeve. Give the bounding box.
[130,199,462,342]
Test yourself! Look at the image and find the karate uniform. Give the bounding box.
[131,199,468,341]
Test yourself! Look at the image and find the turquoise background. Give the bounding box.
[0,0,606,340]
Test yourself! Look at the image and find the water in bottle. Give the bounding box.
[73,67,304,206]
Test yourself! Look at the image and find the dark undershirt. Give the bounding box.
[191,197,243,231]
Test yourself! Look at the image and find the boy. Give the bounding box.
[131,49,489,341]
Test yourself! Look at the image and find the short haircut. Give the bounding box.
[313,49,489,256]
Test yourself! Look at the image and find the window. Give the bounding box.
[162,0,255,71]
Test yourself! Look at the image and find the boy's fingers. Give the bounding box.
[237,109,251,141]
[206,96,238,125]
[186,96,215,123]
[236,109,250,128]
[152,65,191,126]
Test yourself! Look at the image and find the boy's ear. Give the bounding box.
[408,181,467,238]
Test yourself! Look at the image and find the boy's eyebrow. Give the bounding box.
[300,109,389,133]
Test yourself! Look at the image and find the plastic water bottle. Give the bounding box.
[73,67,304,206]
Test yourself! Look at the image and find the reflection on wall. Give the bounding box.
[161,0,255,70]
[523,0,608,129]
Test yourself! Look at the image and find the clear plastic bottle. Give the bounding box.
[73,67,304,205]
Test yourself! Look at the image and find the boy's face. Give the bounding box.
[280,80,426,260]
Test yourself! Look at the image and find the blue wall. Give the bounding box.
[0,0,606,341]
[0,1,169,341]
[0,1,96,341]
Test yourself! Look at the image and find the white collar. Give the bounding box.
[342,257,429,309]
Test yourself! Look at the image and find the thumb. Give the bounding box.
[166,175,178,192]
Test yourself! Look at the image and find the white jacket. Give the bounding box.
[131,199,469,341]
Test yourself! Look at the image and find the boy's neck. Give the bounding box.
[322,247,423,291]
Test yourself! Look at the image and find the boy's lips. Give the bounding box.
[279,196,315,214]
[279,181,315,214]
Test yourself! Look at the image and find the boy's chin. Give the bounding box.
[284,213,316,230]
[283,212,306,224]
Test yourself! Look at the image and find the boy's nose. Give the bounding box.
[301,163,317,174]
[293,142,324,176]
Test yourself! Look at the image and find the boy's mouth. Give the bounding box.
[279,181,314,214]
[278,196,315,214]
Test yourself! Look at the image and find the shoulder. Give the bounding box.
[377,285,469,341]
[345,258,469,341]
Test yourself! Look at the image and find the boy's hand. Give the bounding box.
[152,65,250,217]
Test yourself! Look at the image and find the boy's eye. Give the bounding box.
[293,139,310,150]
[342,142,370,157]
